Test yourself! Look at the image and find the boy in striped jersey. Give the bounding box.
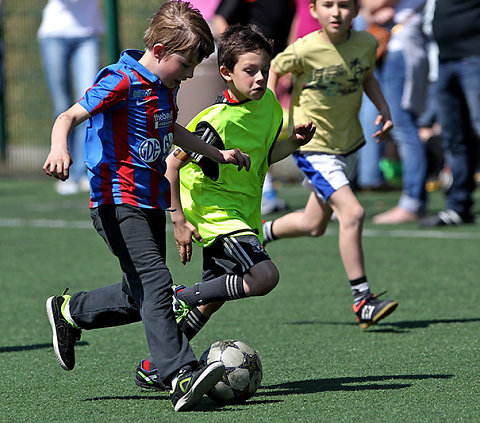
[135,24,315,390]
[43,1,251,412]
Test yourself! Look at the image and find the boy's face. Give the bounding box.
[310,0,358,41]
[153,48,200,88]
[220,50,270,102]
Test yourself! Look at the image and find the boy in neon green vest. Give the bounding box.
[135,24,315,390]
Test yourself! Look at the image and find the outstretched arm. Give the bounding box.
[270,121,316,164]
[363,73,393,142]
[173,123,251,172]
[43,103,91,180]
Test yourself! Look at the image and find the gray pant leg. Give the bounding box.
[69,205,196,383]
[71,281,140,328]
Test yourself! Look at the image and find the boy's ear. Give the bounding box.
[219,65,232,82]
[309,2,319,20]
[153,43,166,60]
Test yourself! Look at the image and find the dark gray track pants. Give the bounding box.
[68,204,196,383]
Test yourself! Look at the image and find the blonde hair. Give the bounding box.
[143,1,214,60]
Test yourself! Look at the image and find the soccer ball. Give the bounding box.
[199,339,263,404]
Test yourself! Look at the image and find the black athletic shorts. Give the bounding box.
[201,233,271,281]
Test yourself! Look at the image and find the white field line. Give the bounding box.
[0,217,479,239]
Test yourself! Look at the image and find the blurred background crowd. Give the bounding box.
[0,0,478,227]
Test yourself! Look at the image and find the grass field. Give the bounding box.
[1,178,479,422]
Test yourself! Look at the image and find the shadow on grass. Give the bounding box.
[81,394,279,411]
[261,374,454,396]
[0,341,89,353]
[289,318,480,333]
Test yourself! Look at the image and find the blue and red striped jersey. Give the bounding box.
[79,49,178,209]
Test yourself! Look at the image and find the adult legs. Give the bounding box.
[357,82,385,189]
[435,58,479,216]
[373,51,427,223]
[68,36,101,182]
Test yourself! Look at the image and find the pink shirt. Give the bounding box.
[294,0,321,39]
[186,0,221,22]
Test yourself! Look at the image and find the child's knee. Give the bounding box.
[259,267,279,295]
[341,205,365,228]
[248,262,279,296]
[309,225,327,237]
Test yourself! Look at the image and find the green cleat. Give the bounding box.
[172,284,192,325]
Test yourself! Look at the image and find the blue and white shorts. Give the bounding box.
[293,151,358,201]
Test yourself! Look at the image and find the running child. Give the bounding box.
[43,1,250,412]
[134,23,315,390]
[262,0,399,328]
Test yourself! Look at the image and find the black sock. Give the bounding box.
[178,274,246,307]
[181,308,209,340]
[350,276,371,305]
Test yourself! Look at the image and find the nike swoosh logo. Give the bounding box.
[136,98,154,106]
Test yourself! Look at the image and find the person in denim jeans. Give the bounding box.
[359,0,429,224]
[38,0,104,195]
[419,0,480,227]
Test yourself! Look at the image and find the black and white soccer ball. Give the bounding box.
[199,339,263,404]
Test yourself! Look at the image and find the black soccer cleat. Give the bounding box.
[171,361,225,412]
[45,290,81,370]
[353,292,398,329]
[135,360,170,391]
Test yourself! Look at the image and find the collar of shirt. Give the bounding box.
[119,49,160,85]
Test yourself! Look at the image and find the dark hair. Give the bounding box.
[144,1,214,61]
[217,24,274,71]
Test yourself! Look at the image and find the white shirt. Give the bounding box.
[38,0,105,39]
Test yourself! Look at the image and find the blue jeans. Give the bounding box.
[358,84,385,188]
[381,50,427,213]
[358,52,428,213]
[435,55,480,215]
[39,36,101,182]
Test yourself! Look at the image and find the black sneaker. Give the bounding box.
[419,209,474,227]
[45,290,81,370]
[353,292,398,329]
[171,361,225,412]
[135,360,170,391]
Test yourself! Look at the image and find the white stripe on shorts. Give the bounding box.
[296,151,358,200]
[223,237,254,273]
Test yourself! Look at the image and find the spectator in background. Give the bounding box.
[419,0,480,227]
[38,0,104,195]
[359,0,429,224]
[213,0,296,215]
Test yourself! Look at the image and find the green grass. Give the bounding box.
[1,178,479,422]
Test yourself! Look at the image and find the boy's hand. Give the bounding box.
[43,147,72,181]
[219,148,251,172]
[173,218,203,265]
[291,121,316,147]
[372,112,393,142]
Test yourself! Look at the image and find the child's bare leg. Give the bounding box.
[197,302,224,318]
[185,260,278,337]
[271,191,332,238]
[243,260,279,295]
[328,185,366,280]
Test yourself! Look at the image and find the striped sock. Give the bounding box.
[178,274,246,307]
[181,308,209,340]
[262,220,276,244]
[350,276,371,305]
